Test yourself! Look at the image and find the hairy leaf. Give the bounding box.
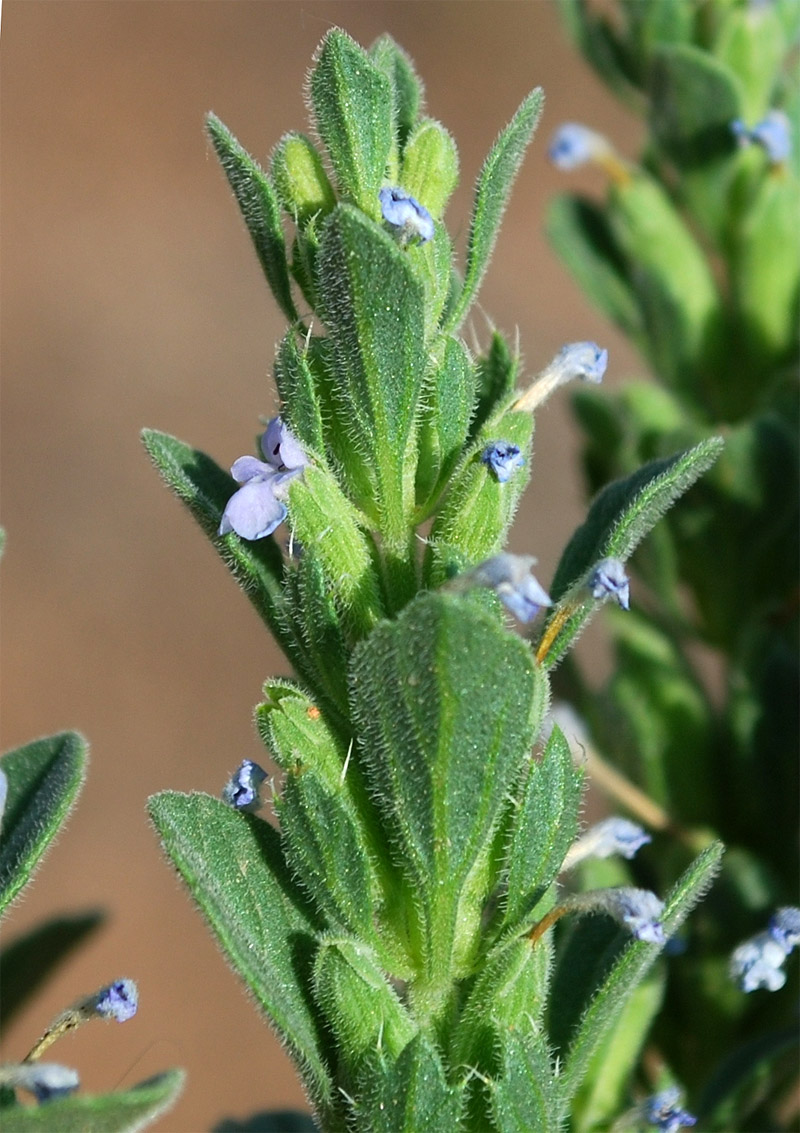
[148,792,332,1110]
[0,733,86,919]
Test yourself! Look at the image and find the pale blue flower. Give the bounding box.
[1,1062,80,1103]
[589,557,630,610]
[769,906,800,953]
[552,341,608,384]
[597,887,666,944]
[549,123,612,170]
[732,110,792,164]
[223,759,268,812]
[379,186,435,243]
[0,767,7,832]
[564,817,651,870]
[468,553,552,623]
[93,978,138,1022]
[481,441,525,482]
[730,931,787,992]
[643,1087,697,1132]
[515,341,608,411]
[219,418,306,541]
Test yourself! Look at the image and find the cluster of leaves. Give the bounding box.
[145,29,726,1132]
[0,728,183,1130]
[549,0,799,1127]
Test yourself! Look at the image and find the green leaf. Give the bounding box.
[608,176,724,394]
[540,437,724,668]
[354,1034,464,1133]
[279,769,378,943]
[317,204,426,538]
[425,409,533,587]
[140,429,300,656]
[310,31,393,216]
[271,133,336,226]
[730,175,800,376]
[279,556,352,715]
[286,466,385,637]
[448,89,543,330]
[148,792,332,1111]
[312,936,417,1068]
[555,841,724,1116]
[400,118,459,219]
[0,1071,184,1133]
[369,35,424,154]
[0,912,103,1026]
[557,0,641,101]
[490,1028,559,1133]
[452,938,551,1071]
[648,44,742,169]
[0,733,86,919]
[605,611,715,822]
[350,594,537,1005]
[274,331,326,460]
[546,195,644,342]
[468,332,520,444]
[206,114,297,323]
[415,336,476,508]
[713,2,787,121]
[501,725,582,934]
[571,969,664,1133]
[257,681,348,788]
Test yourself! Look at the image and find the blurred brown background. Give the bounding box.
[1,3,639,1129]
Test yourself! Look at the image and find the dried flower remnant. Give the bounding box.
[379,186,435,244]
[589,557,630,610]
[515,341,607,411]
[222,759,268,813]
[481,441,525,483]
[219,418,306,541]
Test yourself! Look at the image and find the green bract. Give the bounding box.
[144,25,735,1132]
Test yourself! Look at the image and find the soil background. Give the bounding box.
[1,3,639,1129]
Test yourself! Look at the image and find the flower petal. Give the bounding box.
[230,455,273,483]
[219,479,287,540]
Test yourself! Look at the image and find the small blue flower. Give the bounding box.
[589,557,630,610]
[3,1062,80,1103]
[730,931,788,992]
[731,110,792,164]
[515,341,608,411]
[552,341,608,384]
[481,441,525,483]
[93,978,139,1022]
[643,1086,697,1133]
[379,186,435,244]
[0,767,7,832]
[548,123,612,170]
[597,887,666,944]
[469,553,552,623]
[223,759,268,812]
[768,906,800,953]
[219,418,306,542]
[571,817,651,865]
